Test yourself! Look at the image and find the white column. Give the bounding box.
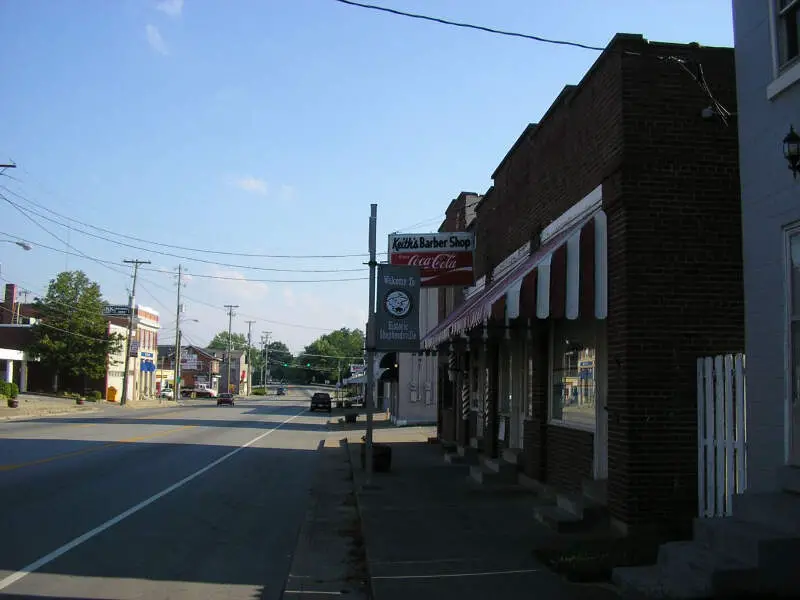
[19,359,28,392]
[5,360,13,383]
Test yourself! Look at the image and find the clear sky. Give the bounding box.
[0,0,734,353]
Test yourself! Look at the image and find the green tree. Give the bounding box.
[265,340,293,382]
[207,331,249,351]
[298,327,364,383]
[27,271,123,392]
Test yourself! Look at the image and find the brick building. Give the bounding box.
[424,33,743,537]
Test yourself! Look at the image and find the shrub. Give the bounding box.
[0,381,19,399]
[252,387,266,396]
[89,390,102,400]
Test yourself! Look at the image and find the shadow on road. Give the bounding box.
[0,435,324,598]
[4,415,331,433]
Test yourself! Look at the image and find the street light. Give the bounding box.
[2,240,32,251]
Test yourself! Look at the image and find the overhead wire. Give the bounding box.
[0,190,370,273]
[0,174,376,259]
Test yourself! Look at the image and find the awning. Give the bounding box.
[422,208,607,349]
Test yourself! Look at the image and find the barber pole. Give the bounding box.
[448,343,456,382]
[461,361,470,421]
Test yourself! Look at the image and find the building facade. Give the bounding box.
[425,33,743,537]
[105,305,160,401]
[734,0,800,489]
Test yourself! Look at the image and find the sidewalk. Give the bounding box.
[282,437,369,599]
[0,394,101,421]
[344,425,621,600]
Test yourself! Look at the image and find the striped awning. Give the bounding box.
[421,208,607,349]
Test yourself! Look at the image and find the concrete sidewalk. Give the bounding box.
[282,437,369,599]
[344,426,620,600]
[0,394,101,421]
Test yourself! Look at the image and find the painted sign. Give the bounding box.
[181,352,199,371]
[129,340,140,357]
[388,232,475,287]
[103,304,131,317]
[374,264,421,352]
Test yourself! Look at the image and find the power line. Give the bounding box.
[0,303,111,343]
[0,232,368,282]
[0,177,373,259]
[0,191,371,272]
[331,0,606,51]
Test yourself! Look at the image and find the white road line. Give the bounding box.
[0,409,308,592]
[371,568,541,580]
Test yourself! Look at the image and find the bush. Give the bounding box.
[89,390,102,400]
[0,381,19,399]
[252,387,266,396]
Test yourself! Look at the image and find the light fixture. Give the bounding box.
[2,240,32,251]
[784,125,800,179]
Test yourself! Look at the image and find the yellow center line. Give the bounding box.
[0,425,197,472]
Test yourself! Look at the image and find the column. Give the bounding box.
[19,359,28,392]
[5,360,13,383]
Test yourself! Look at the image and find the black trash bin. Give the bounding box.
[360,443,392,472]
[345,413,358,424]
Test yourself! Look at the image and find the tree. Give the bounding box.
[298,327,364,383]
[207,331,249,351]
[27,271,123,392]
[265,340,293,382]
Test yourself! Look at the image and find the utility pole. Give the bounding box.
[224,305,239,393]
[262,331,271,386]
[365,203,378,486]
[120,259,151,405]
[245,320,255,393]
[173,265,184,400]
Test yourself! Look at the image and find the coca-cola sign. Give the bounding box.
[388,232,475,287]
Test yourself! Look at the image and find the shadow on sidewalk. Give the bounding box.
[346,436,621,600]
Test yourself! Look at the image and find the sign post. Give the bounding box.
[365,204,378,486]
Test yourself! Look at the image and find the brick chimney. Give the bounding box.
[2,283,16,325]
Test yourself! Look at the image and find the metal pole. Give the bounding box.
[224,305,238,393]
[120,259,151,405]
[173,265,183,400]
[245,320,255,394]
[365,203,377,486]
[263,331,271,386]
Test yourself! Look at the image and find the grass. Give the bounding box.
[534,535,667,583]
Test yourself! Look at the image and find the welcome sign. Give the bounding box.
[374,264,421,352]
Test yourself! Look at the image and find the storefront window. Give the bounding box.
[550,319,596,429]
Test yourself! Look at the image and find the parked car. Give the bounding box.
[310,392,331,412]
[276,386,286,396]
[159,387,174,399]
[217,393,235,407]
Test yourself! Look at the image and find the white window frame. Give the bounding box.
[783,223,800,463]
[547,320,596,433]
[768,0,800,99]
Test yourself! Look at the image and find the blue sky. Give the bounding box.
[0,0,734,353]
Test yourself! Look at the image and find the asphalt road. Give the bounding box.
[0,386,332,600]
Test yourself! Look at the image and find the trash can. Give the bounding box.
[360,443,392,472]
[107,386,117,402]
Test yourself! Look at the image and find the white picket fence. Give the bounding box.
[697,353,747,518]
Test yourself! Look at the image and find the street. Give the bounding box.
[0,387,330,600]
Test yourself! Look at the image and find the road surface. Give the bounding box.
[0,387,331,599]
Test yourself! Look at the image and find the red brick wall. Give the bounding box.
[545,426,594,493]
[605,42,743,535]
[475,41,625,280]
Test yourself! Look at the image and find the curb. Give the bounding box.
[0,406,100,422]
[342,437,376,600]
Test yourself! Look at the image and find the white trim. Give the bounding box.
[767,0,800,99]
[541,185,602,243]
[784,223,800,464]
[464,275,486,301]
[505,279,523,320]
[767,60,800,99]
[594,211,609,319]
[536,254,551,319]
[565,232,581,320]
[0,349,24,361]
[493,241,531,280]
[770,0,780,80]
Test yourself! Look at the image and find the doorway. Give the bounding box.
[787,231,800,466]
